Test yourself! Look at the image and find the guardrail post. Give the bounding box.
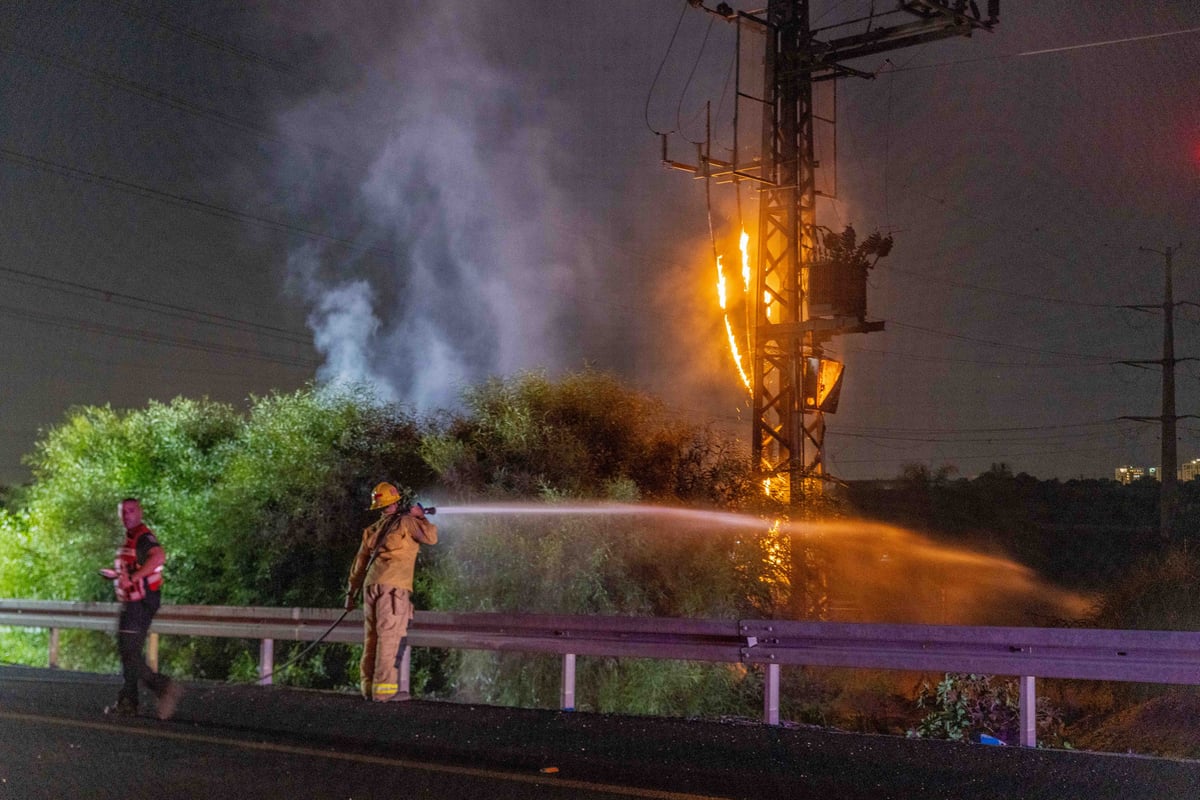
[258,639,274,685]
[561,653,576,711]
[48,628,60,669]
[399,644,411,696]
[147,632,159,672]
[763,662,780,725]
[1019,675,1036,747]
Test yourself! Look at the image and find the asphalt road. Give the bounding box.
[1,666,1198,800]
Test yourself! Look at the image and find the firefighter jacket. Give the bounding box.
[347,512,438,596]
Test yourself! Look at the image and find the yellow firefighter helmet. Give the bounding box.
[368,482,402,510]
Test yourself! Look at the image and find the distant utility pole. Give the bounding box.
[665,0,997,505]
[1120,245,1195,540]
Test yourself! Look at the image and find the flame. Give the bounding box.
[724,317,751,390]
[739,229,751,294]
[716,251,752,393]
[739,228,755,353]
[716,255,728,310]
[762,476,790,502]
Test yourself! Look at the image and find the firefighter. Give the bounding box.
[345,482,438,702]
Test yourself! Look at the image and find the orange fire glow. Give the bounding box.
[719,229,772,497]
[715,250,752,393]
[739,229,750,295]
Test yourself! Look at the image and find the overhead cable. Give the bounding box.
[643,0,692,136]
[0,145,395,259]
[0,302,319,370]
[885,25,1200,73]
[0,265,310,345]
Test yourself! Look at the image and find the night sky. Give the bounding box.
[2,1,1199,487]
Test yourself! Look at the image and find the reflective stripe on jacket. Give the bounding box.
[114,524,163,601]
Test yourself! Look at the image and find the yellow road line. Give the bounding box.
[0,711,732,800]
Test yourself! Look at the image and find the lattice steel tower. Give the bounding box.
[730,1,997,504]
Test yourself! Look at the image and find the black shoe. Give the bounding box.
[104,698,138,716]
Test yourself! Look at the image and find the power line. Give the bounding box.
[885,319,1118,362]
[0,265,311,345]
[844,344,1113,369]
[831,429,1130,446]
[828,443,1140,469]
[0,145,395,259]
[834,419,1127,435]
[0,302,319,370]
[0,38,355,167]
[96,0,298,76]
[643,0,691,137]
[885,25,1200,74]
[0,41,282,143]
[1019,27,1200,58]
[878,263,1127,309]
[675,15,717,145]
[0,342,309,381]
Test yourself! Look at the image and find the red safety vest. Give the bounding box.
[108,524,163,602]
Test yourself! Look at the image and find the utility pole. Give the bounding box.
[667,1,997,505]
[1121,246,1192,540]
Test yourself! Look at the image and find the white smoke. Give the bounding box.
[274,4,591,413]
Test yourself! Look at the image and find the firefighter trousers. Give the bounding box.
[360,584,412,701]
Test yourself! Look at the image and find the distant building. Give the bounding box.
[1115,465,1160,484]
[1180,458,1200,481]
[1115,465,1143,484]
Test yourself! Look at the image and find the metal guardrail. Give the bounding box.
[737,620,1200,684]
[4,598,1200,747]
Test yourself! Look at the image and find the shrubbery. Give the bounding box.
[909,672,1067,747]
[5,373,1188,735]
[0,371,777,714]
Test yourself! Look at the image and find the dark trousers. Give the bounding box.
[117,593,168,705]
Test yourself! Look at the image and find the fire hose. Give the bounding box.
[253,607,353,685]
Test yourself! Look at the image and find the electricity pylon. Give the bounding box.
[1120,245,1196,540]
[667,1,998,505]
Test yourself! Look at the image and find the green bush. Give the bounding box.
[0,385,431,687]
[0,371,794,716]
[422,369,756,506]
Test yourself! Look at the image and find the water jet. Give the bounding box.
[432,502,1088,626]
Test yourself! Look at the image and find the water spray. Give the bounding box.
[435,502,772,531]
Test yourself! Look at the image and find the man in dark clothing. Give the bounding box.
[103,498,183,720]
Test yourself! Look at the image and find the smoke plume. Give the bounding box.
[273,4,600,412]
